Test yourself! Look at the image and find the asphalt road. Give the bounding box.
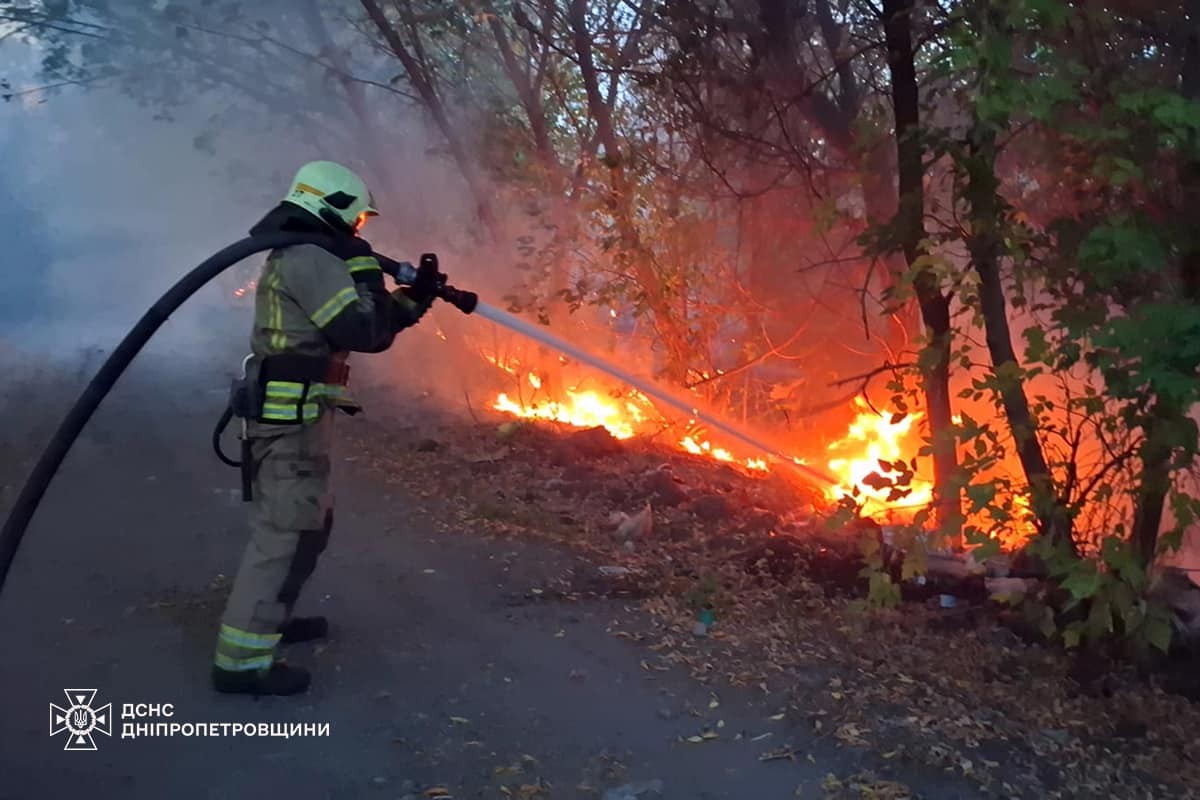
[0,322,982,800]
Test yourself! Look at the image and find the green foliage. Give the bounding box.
[1031,533,1174,653]
[857,530,901,610]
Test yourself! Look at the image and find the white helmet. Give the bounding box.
[283,160,378,232]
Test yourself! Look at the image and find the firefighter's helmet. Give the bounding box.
[283,160,378,233]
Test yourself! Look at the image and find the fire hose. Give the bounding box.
[0,233,477,597]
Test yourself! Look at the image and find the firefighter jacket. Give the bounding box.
[244,204,423,425]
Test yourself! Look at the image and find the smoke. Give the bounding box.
[0,2,866,455]
[0,22,488,376]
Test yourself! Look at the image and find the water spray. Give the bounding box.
[471,302,840,489]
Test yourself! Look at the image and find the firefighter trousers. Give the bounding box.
[213,413,335,673]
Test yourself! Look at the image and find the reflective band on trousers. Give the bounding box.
[214,652,273,672]
[218,624,281,649]
[260,380,344,423]
[214,624,280,672]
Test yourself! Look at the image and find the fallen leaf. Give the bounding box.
[615,504,653,539]
[834,723,868,746]
[760,746,797,762]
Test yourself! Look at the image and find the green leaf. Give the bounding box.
[1038,604,1058,640]
[1060,568,1102,601]
[965,483,997,513]
[1158,528,1185,556]
[968,535,1002,563]
[1022,325,1051,364]
[1085,595,1114,641]
[1109,580,1135,620]
[1144,611,1173,654]
[902,544,928,581]
[1062,621,1083,649]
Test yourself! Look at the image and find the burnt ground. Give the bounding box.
[0,326,1197,799]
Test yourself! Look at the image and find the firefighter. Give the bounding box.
[212,160,437,695]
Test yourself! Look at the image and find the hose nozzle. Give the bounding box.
[373,252,477,316]
[438,285,478,314]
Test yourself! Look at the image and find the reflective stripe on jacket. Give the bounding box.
[249,245,398,423]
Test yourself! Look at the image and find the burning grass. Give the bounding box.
[481,357,918,506]
[474,345,1044,550]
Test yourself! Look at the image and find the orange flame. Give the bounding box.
[494,389,641,439]
[825,397,934,519]
[487,360,768,472]
[485,359,937,517]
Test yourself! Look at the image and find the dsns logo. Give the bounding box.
[50,690,112,751]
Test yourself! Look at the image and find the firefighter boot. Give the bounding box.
[211,662,312,696]
[278,616,329,644]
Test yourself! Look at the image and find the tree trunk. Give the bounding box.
[566,0,691,381]
[1132,406,1176,565]
[482,0,576,321]
[358,0,498,238]
[962,58,1072,550]
[881,0,961,545]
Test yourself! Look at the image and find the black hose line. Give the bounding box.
[212,405,240,468]
[0,232,347,596]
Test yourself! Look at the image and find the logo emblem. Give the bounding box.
[50,689,112,751]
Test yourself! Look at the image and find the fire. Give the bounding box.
[479,352,1041,547]
[484,356,931,514]
[680,435,768,472]
[232,278,257,298]
[825,397,934,519]
[488,364,768,471]
[494,390,642,439]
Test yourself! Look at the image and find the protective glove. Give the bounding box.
[406,253,443,305]
[391,287,433,329]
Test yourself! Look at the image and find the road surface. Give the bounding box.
[0,323,982,799]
